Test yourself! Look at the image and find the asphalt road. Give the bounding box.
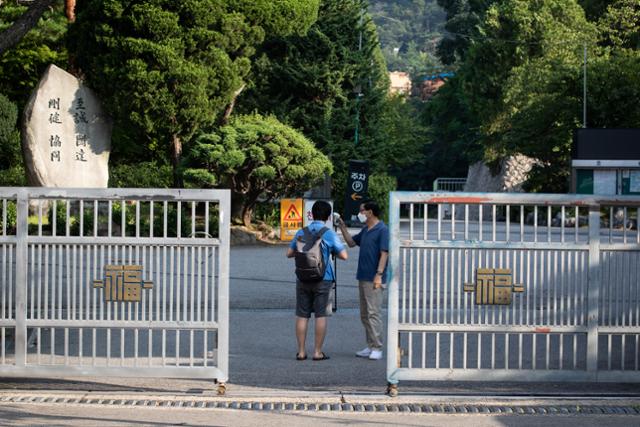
[228,242,389,391]
[229,243,363,310]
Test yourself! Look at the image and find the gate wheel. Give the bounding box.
[386,383,398,397]
[217,383,227,396]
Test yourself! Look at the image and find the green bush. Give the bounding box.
[367,172,397,223]
[0,93,24,185]
[253,202,280,228]
[183,113,332,226]
[0,200,17,234]
[46,201,79,236]
[0,166,26,186]
[0,93,17,138]
[109,162,173,188]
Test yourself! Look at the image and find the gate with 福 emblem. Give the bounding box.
[386,192,640,395]
[0,188,229,393]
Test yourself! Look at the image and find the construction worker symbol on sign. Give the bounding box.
[284,204,302,220]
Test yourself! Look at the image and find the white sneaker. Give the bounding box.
[368,349,383,360]
[355,347,371,358]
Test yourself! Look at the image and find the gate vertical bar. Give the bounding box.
[218,190,231,382]
[587,205,601,376]
[387,192,401,385]
[14,189,28,366]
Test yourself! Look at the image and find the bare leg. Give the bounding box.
[313,316,327,358]
[295,316,309,358]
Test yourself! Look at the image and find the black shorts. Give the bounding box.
[295,280,332,318]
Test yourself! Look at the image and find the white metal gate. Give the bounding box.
[387,192,640,388]
[0,188,229,389]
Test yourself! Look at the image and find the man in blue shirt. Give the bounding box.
[287,201,347,361]
[336,200,389,360]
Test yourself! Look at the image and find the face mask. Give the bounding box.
[357,212,367,223]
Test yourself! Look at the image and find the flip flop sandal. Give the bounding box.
[312,352,330,361]
[296,353,307,361]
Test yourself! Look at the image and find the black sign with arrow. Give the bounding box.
[343,160,369,225]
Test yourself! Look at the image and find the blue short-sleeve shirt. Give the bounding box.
[353,221,389,283]
[289,221,345,281]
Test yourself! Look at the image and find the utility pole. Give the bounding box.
[354,90,363,145]
[354,8,363,145]
[583,43,587,128]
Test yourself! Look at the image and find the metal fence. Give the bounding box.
[387,192,640,389]
[0,188,230,391]
[432,178,467,192]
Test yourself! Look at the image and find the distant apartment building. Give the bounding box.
[389,71,412,95]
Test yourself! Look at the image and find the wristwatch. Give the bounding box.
[376,270,383,275]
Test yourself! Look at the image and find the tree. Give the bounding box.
[589,1,640,128]
[587,51,640,128]
[369,0,446,73]
[0,0,57,56]
[429,0,640,193]
[428,0,598,191]
[67,1,263,185]
[436,0,498,65]
[579,0,612,21]
[0,0,78,55]
[67,0,320,186]
[0,2,68,106]
[240,0,400,207]
[419,76,480,187]
[598,0,640,50]
[483,2,595,191]
[225,0,320,37]
[0,93,26,186]
[183,114,332,226]
[376,95,429,187]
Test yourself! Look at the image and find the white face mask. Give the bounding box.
[357,212,367,223]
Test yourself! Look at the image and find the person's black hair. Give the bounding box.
[311,200,332,221]
[361,200,381,218]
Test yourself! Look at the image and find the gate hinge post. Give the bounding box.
[586,206,600,374]
[15,190,29,366]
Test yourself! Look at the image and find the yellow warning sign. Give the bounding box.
[280,199,303,241]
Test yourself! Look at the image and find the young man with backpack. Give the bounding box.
[286,200,347,361]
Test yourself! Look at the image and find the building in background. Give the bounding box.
[419,72,454,101]
[572,129,640,195]
[389,71,412,95]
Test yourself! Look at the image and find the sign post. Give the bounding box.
[280,198,304,241]
[303,199,334,229]
[343,160,369,225]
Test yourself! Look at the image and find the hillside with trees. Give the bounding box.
[369,0,446,76]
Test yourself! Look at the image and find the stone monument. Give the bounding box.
[22,64,111,187]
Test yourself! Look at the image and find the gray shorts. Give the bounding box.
[295,280,333,318]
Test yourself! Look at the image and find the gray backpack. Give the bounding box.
[294,226,328,282]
